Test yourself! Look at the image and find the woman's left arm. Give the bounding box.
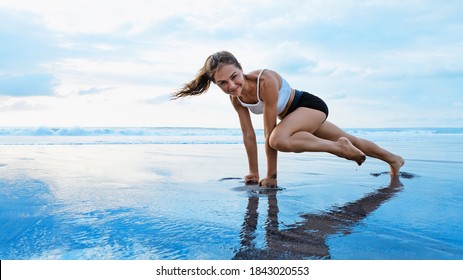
[259,72,280,188]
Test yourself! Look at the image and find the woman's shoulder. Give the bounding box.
[247,68,279,76]
[247,69,281,82]
[259,69,282,89]
[245,70,281,99]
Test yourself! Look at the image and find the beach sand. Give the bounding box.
[1,140,462,260]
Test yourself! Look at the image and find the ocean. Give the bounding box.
[0,127,462,260]
[1,126,462,145]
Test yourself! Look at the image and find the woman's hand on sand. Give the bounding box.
[244,173,259,185]
[259,177,278,188]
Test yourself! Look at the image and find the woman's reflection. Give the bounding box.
[233,176,404,259]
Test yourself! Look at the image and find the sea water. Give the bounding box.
[0,127,462,259]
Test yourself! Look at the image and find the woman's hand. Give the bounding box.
[259,177,278,188]
[244,173,259,185]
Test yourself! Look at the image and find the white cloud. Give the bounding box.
[0,98,49,112]
[0,0,178,34]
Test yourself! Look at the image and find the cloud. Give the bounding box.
[266,42,318,74]
[77,86,115,95]
[432,68,463,79]
[0,9,60,71]
[0,99,48,112]
[144,95,170,105]
[0,74,57,96]
[0,9,60,97]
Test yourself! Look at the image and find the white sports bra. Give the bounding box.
[238,69,292,115]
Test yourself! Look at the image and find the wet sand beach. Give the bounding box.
[0,128,462,260]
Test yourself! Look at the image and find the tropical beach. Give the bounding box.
[1,127,462,260]
[1,1,462,279]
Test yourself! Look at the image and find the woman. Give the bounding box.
[172,51,404,188]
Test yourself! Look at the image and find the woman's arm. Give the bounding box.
[231,96,259,184]
[259,71,280,188]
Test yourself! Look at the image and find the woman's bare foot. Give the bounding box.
[337,137,366,166]
[389,155,405,176]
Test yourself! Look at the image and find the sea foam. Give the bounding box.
[0,127,461,145]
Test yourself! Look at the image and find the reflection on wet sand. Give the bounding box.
[234,176,404,259]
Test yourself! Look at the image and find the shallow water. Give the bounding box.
[0,128,462,259]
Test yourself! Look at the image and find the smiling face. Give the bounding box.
[213,64,245,97]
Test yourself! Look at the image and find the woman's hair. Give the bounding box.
[172,51,242,99]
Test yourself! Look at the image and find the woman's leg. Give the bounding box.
[270,107,404,175]
[269,108,366,165]
[313,121,404,175]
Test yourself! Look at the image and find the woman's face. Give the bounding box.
[213,64,244,97]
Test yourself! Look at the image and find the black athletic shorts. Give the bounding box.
[283,90,329,119]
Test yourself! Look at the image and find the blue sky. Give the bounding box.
[0,0,462,128]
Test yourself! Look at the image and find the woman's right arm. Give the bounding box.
[230,96,259,184]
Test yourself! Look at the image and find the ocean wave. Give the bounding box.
[0,127,461,145]
[346,127,463,136]
[1,126,462,136]
[0,127,245,137]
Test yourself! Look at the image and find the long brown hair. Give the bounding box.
[171,51,242,99]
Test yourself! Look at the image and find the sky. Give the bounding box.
[0,0,462,128]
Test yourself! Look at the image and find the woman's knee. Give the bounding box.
[269,131,291,152]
